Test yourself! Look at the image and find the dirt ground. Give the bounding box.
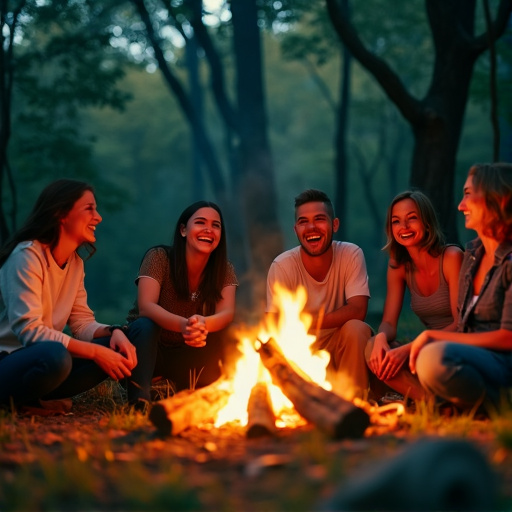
[1,391,512,511]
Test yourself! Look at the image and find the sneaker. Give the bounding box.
[378,392,405,406]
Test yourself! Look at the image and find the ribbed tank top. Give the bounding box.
[406,249,453,330]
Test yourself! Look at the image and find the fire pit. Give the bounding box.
[149,285,404,439]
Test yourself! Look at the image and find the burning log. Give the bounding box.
[246,382,276,438]
[257,337,370,439]
[149,378,231,436]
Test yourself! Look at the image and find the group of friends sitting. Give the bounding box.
[0,162,511,418]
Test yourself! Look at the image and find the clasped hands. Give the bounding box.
[182,315,208,347]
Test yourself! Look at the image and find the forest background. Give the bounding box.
[1,0,512,330]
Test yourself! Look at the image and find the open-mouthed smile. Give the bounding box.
[305,233,322,242]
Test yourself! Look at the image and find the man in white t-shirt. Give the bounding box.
[266,189,372,399]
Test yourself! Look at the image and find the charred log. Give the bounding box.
[257,337,370,439]
[149,378,230,436]
[246,382,276,438]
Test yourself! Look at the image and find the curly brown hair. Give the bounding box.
[468,163,512,242]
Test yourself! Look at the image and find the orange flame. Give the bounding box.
[215,283,331,427]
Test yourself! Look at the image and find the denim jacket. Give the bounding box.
[458,238,512,333]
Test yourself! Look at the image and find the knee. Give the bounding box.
[415,342,447,387]
[364,336,376,364]
[44,343,72,381]
[341,319,372,346]
[126,317,161,346]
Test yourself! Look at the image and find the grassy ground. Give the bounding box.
[1,382,512,511]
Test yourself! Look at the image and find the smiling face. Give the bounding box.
[390,198,426,248]
[60,190,102,247]
[458,174,486,234]
[294,201,339,257]
[180,207,222,255]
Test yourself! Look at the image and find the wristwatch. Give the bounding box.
[108,324,126,334]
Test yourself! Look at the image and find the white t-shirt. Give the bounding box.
[266,241,370,315]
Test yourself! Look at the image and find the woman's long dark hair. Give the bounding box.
[383,190,445,268]
[170,201,228,314]
[0,179,96,267]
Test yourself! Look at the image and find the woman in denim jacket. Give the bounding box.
[409,163,512,413]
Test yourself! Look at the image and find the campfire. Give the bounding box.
[149,284,404,438]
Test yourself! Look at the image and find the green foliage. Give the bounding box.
[0,447,200,511]
[471,33,512,125]
[3,0,133,230]
[404,399,483,437]
[3,0,511,319]
[81,65,196,319]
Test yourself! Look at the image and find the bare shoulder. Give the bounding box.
[443,245,464,274]
[444,245,464,262]
[388,259,406,279]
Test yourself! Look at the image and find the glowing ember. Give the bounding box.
[215,283,331,427]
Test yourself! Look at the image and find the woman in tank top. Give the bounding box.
[366,190,463,401]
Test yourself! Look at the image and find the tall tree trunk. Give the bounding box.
[185,34,205,201]
[231,0,283,308]
[409,1,481,241]
[186,0,252,306]
[0,1,24,244]
[326,0,512,243]
[333,0,351,241]
[500,16,512,161]
[134,0,227,203]
[483,0,501,161]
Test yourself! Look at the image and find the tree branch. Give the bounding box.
[483,0,500,160]
[302,57,337,111]
[133,0,226,197]
[472,0,512,57]
[325,0,423,125]
[186,0,239,131]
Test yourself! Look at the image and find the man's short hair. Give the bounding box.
[294,189,335,220]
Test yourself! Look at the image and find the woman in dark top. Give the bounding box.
[126,201,238,405]
[410,163,512,413]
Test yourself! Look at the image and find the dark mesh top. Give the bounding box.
[127,246,238,347]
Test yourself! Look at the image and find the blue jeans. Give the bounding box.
[0,338,112,407]
[415,341,512,410]
[124,317,161,403]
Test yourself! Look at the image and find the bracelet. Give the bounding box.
[108,324,126,334]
